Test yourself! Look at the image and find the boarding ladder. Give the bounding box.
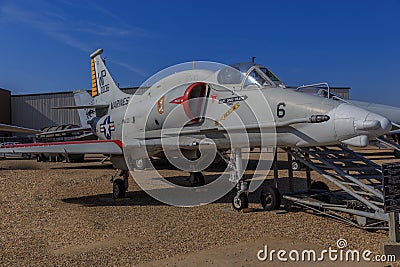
[376,135,400,157]
[282,145,389,228]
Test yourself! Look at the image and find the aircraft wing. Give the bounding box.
[0,140,123,155]
[0,123,41,134]
[125,115,330,153]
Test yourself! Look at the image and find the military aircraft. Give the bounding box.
[0,49,392,210]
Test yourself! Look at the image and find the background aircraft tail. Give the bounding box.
[73,90,95,127]
[90,49,130,105]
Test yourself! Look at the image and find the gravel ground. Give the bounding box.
[0,148,399,266]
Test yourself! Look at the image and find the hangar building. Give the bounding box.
[0,88,11,137]
[8,88,139,131]
[1,86,350,134]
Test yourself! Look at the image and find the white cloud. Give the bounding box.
[0,1,149,76]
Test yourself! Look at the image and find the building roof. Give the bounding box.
[0,88,11,93]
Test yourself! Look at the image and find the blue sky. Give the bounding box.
[0,0,399,106]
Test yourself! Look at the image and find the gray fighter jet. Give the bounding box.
[0,49,391,210]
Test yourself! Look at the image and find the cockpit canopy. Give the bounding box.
[217,62,285,90]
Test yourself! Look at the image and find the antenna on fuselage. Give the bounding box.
[252,56,256,63]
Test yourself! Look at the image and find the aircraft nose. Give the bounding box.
[334,103,392,143]
[358,112,392,137]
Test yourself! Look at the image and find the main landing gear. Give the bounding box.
[230,148,250,210]
[229,148,281,211]
[111,170,129,199]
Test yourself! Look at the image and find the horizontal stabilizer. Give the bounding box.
[0,140,123,155]
[52,105,109,110]
[0,124,41,134]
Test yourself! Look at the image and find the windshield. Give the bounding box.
[259,67,281,83]
[243,69,270,89]
[216,62,284,89]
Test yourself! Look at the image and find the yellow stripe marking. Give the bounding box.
[91,59,98,97]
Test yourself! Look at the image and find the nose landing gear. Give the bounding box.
[189,172,205,187]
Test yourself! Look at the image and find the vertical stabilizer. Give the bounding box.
[90,48,130,105]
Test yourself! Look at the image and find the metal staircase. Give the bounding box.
[282,145,390,228]
[376,136,400,157]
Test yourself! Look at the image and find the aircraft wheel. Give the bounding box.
[394,150,400,159]
[190,172,205,186]
[310,181,330,203]
[260,186,281,211]
[232,193,248,211]
[291,160,303,171]
[37,154,46,162]
[135,158,146,170]
[113,179,126,199]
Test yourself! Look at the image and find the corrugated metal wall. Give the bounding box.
[11,92,80,129]
[330,88,350,100]
[9,88,140,130]
[0,89,11,124]
[0,89,11,137]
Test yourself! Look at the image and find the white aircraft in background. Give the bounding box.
[294,85,400,157]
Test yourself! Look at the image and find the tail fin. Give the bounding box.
[90,48,130,105]
[73,90,95,127]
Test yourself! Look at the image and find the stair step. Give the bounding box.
[353,174,381,180]
[325,158,360,162]
[351,190,375,197]
[339,182,359,187]
[340,166,377,171]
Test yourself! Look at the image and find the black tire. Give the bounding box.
[37,154,47,162]
[232,193,249,211]
[260,186,281,211]
[190,172,205,186]
[113,179,126,199]
[310,181,330,203]
[291,160,302,171]
[135,158,146,170]
[68,154,85,163]
[394,150,400,159]
[56,154,65,162]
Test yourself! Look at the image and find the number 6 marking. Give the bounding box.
[277,102,286,118]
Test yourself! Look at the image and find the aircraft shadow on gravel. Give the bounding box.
[62,176,306,207]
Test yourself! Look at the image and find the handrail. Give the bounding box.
[296,82,331,99]
[392,122,400,128]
